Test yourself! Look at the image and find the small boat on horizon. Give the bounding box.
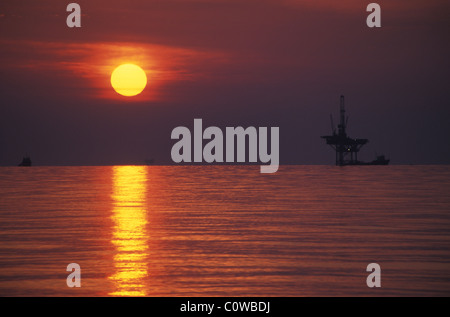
[18,156,32,167]
[339,155,390,166]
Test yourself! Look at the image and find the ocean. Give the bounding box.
[0,165,449,296]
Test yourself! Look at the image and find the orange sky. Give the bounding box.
[0,0,449,165]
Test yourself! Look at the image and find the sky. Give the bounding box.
[0,0,449,165]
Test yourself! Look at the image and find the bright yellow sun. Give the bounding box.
[111,64,147,97]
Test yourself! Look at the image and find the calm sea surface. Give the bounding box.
[0,165,449,296]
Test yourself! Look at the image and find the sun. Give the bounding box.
[111,64,147,97]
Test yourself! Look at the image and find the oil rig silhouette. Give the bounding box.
[321,95,389,166]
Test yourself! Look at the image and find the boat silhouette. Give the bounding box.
[18,156,32,166]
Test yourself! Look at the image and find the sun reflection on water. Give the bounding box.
[109,166,148,296]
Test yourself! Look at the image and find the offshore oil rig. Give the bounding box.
[321,95,389,166]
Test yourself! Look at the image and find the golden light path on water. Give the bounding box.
[109,166,149,296]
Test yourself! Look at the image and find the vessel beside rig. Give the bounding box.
[321,95,389,166]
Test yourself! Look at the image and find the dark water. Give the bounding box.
[0,165,449,296]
